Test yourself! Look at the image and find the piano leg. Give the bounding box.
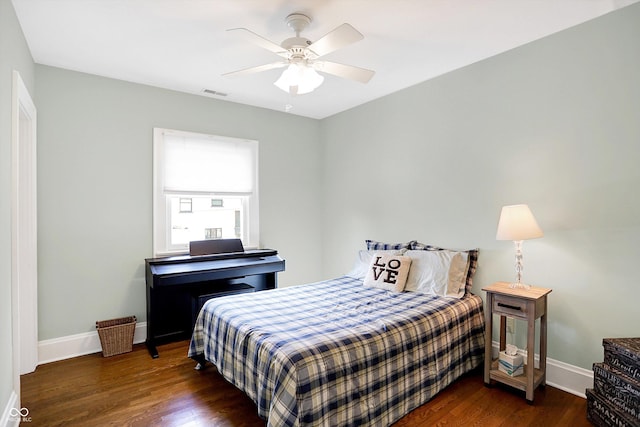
[146,340,159,359]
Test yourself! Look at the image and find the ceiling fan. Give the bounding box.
[224,13,375,95]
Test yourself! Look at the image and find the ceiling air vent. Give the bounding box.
[202,89,228,97]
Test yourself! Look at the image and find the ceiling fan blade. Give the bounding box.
[227,28,288,58]
[307,23,364,58]
[223,62,288,78]
[314,61,375,83]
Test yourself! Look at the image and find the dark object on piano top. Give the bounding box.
[190,238,244,256]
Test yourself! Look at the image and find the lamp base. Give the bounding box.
[508,281,531,290]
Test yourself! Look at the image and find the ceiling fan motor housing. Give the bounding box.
[281,37,312,49]
[281,37,314,61]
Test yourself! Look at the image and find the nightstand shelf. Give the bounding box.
[488,359,545,393]
[483,281,552,403]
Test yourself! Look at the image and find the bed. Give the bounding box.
[188,243,485,426]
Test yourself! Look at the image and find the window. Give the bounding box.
[153,128,259,255]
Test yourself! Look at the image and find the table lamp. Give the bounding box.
[496,204,543,289]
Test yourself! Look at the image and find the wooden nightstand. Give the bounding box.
[483,281,552,402]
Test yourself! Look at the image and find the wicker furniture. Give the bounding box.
[96,316,136,357]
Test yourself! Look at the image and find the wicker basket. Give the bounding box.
[96,316,136,357]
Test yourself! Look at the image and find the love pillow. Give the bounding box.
[363,254,412,292]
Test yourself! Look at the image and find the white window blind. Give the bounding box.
[163,133,256,194]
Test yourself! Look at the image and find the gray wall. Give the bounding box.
[0,0,35,411]
[320,3,640,369]
[35,66,322,339]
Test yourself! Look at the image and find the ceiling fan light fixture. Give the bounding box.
[274,63,324,95]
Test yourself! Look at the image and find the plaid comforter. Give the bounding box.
[188,276,485,426]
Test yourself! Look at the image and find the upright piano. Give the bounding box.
[145,243,285,358]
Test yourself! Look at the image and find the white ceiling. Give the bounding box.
[12,0,638,119]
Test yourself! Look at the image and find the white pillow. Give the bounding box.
[363,254,412,292]
[404,250,470,298]
[346,249,406,279]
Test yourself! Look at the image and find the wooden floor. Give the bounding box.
[21,340,592,426]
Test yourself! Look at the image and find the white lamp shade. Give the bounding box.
[496,204,544,241]
[274,64,324,95]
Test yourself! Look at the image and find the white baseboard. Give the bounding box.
[38,322,147,365]
[491,341,593,398]
[0,391,19,427]
[546,357,593,398]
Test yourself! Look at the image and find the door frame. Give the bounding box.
[11,69,38,398]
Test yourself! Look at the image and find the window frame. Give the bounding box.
[153,128,259,256]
